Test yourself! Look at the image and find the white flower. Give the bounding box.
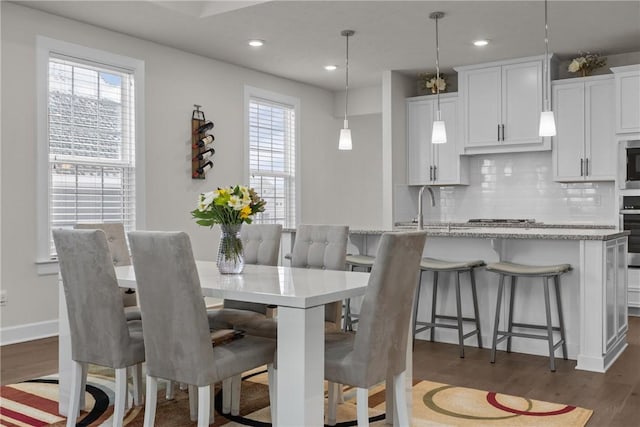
[568,59,581,73]
[435,77,446,91]
[228,195,245,210]
[198,191,215,211]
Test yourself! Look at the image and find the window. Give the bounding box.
[246,88,299,228]
[37,37,145,265]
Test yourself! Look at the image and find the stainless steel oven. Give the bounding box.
[621,195,640,267]
[620,140,640,189]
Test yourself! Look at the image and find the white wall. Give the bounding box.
[0,3,381,337]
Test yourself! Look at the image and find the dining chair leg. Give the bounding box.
[113,367,127,427]
[197,385,211,427]
[80,362,88,411]
[267,363,277,426]
[131,363,143,406]
[231,374,241,416]
[327,381,338,426]
[165,380,175,400]
[188,385,197,421]
[143,376,157,427]
[356,388,370,427]
[393,371,409,427]
[66,361,83,427]
[455,271,465,358]
[222,378,232,414]
[337,383,345,403]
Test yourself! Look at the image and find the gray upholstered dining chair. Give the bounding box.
[128,231,277,427]
[207,223,282,335]
[291,224,350,328]
[74,223,140,320]
[206,223,281,415]
[324,231,427,427]
[53,229,145,427]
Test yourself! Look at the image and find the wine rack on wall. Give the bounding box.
[191,105,215,179]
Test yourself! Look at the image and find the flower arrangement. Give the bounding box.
[191,185,266,227]
[192,186,266,274]
[568,52,607,77]
[419,72,448,94]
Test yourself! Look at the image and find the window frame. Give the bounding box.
[244,86,300,229]
[36,36,146,274]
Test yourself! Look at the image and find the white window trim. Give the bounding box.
[36,36,146,275]
[244,85,301,228]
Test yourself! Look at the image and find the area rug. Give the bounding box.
[0,369,592,427]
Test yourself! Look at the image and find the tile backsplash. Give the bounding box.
[398,151,617,225]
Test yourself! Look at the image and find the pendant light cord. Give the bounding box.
[544,0,550,111]
[435,14,441,115]
[345,32,349,123]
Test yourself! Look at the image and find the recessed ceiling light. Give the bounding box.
[473,39,489,47]
[324,65,337,71]
[248,39,264,47]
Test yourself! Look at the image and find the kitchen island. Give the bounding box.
[283,224,628,373]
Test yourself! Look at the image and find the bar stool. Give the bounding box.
[344,254,375,331]
[413,257,485,358]
[486,261,571,372]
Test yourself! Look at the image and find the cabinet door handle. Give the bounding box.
[585,158,589,176]
[497,124,500,141]
[434,165,437,182]
[429,165,433,181]
[501,124,505,141]
[580,158,584,176]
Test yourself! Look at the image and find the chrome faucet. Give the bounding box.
[417,185,436,230]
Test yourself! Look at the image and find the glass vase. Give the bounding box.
[217,224,244,274]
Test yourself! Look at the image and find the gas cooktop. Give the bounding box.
[467,219,537,224]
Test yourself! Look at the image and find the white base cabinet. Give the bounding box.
[406,93,468,186]
[611,65,640,134]
[455,55,553,154]
[552,75,616,182]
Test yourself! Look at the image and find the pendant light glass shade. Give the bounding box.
[539,111,556,137]
[432,120,447,144]
[339,120,353,150]
[338,30,355,150]
[539,0,556,137]
[430,12,447,144]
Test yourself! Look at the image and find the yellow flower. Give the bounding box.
[239,205,252,219]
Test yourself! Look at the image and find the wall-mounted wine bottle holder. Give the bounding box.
[191,105,215,179]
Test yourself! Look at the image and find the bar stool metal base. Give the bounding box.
[487,262,571,372]
[413,258,485,358]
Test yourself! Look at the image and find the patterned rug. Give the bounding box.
[0,368,592,426]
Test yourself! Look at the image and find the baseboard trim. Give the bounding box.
[1,320,58,346]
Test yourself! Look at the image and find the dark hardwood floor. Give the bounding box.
[2,318,639,426]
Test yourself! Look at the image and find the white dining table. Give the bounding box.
[58,261,417,426]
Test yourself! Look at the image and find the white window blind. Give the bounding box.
[248,97,296,228]
[47,55,136,256]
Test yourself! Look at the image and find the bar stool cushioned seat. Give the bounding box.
[413,257,485,358]
[486,261,571,372]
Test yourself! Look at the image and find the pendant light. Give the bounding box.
[430,12,447,144]
[338,30,355,150]
[539,0,556,137]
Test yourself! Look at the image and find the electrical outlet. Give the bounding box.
[0,290,7,306]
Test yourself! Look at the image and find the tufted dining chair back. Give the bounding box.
[221,223,283,315]
[291,224,349,325]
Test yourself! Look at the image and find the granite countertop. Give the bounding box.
[351,223,627,241]
[284,223,628,240]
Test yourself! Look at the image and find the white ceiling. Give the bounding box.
[14,1,640,91]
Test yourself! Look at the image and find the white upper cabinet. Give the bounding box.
[552,76,615,182]
[456,55,551,154]
[611,65,640,134]
[406,93,468,186]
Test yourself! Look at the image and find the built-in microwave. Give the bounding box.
[620,140,640,189]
